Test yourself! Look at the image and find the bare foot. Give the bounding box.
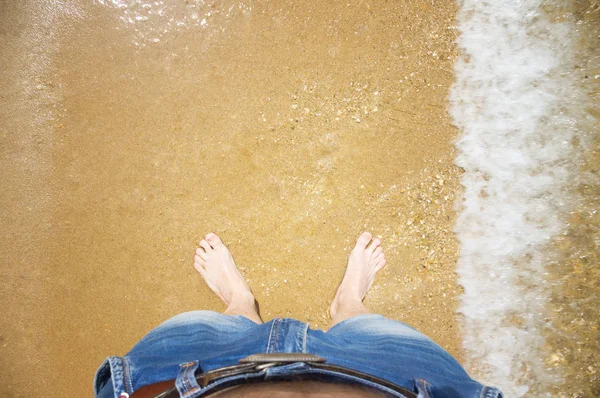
[330,231,387,320]
[194,233,262,323]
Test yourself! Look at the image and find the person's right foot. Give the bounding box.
[193,232,255,309]
[330,232,387,318]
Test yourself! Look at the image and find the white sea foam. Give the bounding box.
[449,0,586,395]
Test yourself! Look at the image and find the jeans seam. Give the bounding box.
[122,357,134,394]
[266,319,279,353]
[273,319,281,352]
[301,322,308,353]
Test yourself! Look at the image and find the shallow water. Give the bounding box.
[451,0,599,395]
[543,3,600,394]
[0,1,463,396]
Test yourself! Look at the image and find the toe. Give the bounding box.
[355,231,373,250]
[373,247,383,257]
[194,255,207,270]
[199,239,212,253]
[195,248,208,260]
[206,233,223,248]
[375,259,387,271]
[367,238,381,252]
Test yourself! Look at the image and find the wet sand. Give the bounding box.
[544,2,600,396]
[0,1,461,396]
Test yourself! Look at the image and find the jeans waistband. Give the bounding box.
[148,353,423,398]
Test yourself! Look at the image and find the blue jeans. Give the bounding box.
[94,311,502,398]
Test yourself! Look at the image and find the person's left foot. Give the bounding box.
[330,231,386,319]
[194,233,255,308]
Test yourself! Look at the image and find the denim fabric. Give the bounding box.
[94,311,503,398]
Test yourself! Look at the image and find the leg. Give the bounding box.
[329,231,387,328]
[194,232,263,324]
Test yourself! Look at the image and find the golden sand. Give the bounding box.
[0,1,462,396]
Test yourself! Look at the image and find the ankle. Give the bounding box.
[329,293,370,328]
[331,289,363,317]
[224,294,262,324]
[226,292,256,310]
[336,288,362,307]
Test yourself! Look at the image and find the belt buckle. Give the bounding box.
[239,353,326,365]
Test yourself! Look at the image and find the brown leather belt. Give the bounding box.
[130,353,417,398]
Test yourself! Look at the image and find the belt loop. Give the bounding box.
[176,361,202,398]
[94,356,131,398]
[414,378,433,398]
